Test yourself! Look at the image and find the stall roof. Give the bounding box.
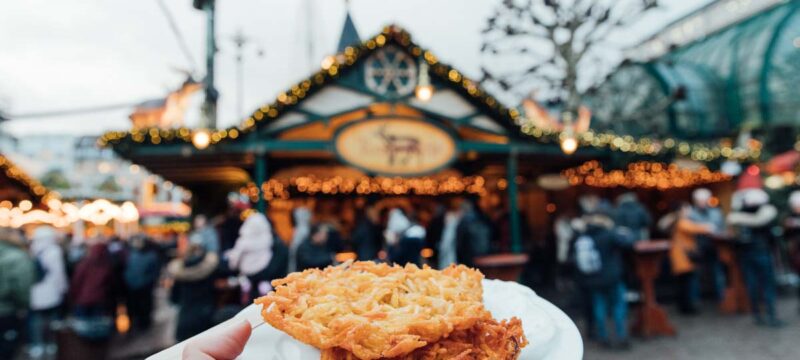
[0,154,50,203]
[100,25,530,149]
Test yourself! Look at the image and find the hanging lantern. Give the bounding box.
[415,61,433,102]
[192,129,211,150]
[559,112,578,155]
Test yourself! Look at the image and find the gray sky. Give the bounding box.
[0,0,710,136]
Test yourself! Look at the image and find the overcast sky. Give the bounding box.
[0,0,710,137]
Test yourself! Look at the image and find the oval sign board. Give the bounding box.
[334,118,457,176]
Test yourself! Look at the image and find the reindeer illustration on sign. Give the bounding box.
[376,124,421,167]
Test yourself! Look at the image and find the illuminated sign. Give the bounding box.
[334,118,456,176]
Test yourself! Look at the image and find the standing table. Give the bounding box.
[711,233,749,314]
[631,240,676,338]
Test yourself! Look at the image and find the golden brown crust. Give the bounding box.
[255,261,491,360]
[321,317,528,360]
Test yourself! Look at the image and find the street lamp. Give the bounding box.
[192,129,211,150]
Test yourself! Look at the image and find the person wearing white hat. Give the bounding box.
[689,188,726,302]
[727,188,784,327]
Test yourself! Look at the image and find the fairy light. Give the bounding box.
[240,175,488,201]
[563,160,731,190]
[191,129,211,150]
[96,26,760,164]
[0,198,140,228]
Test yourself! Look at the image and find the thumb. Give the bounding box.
[183,319,252,360]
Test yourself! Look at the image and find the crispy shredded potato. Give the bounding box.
[320,317,528,360]
[256,261,492,359]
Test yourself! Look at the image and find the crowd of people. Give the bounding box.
[4,179,800,357]
[0,225,158,359]
[554,178,799,351]
[0,198,497,359]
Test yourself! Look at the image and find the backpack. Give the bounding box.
[574,235,602,274]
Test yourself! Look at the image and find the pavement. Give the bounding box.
[583,297,800,360]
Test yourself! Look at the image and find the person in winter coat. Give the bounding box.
[225,213,275,302]
[190,215,220,254]
[68,239,117,350]
[352,205,383,261]
[0,227,36,359]
[28,226,68,357]
[569,211,634,348]
[613,192,652,242]
[668,203,714,314]
[123,236,160,331]
[437,207,462,270]
[454,201,491,267]
[385,209,425,266]
[728,188,784,327]
[689,188,726,301]
[287,207,312,273]
[168,243,218,341]
[783,191,800,312]
[297,224,335,271]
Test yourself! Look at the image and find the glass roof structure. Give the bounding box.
[586,1,800,140]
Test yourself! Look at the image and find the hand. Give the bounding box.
[183,320,252,360]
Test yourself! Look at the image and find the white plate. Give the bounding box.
[149,279,582,360]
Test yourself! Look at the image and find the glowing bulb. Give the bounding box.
[19,200,32,212]
[129,164,140,174]
[561,136,578,155]
[415,60,433,102]
[320,55,335,70]
[192,129,211,150]
[415,84,433,101]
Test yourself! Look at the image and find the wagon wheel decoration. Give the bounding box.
[364,46,417,96]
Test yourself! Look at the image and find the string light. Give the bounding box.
[191,129,211,150]
[0,155,51,200]
[0,199,140,228]
[239,175,488,201]
[563,160,731,190]
[97,26,761,164]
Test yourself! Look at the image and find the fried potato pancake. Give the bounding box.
[256,261,491,360]
[320,317,528,360]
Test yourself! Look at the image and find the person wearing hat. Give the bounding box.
[783,190,800,312]
[689,188,726,302]
[728,188,783,327]
[569,203,634,349]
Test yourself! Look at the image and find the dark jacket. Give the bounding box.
[569,224,633,289]
[70,244,115,309]
[388,225,425,266]
[455,212,491,267]
[168,251,218,341]
[614,199,652,240]
[0,241,36,317]
[352,218,382,261]
[124,247,160,290]
[729,204,777,255]
[297,240,333,271]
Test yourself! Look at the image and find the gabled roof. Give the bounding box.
[0,153,50,202]
[99,25,525,148]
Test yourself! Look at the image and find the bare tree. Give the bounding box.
[481,0,658,115]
